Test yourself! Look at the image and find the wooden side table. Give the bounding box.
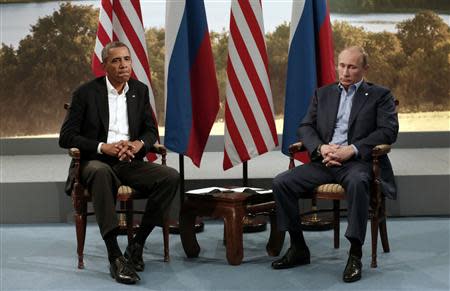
[179,190,285,265]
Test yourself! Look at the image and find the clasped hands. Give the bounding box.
[320,144,355,167]
[101,140,144,161]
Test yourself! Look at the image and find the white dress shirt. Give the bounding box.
[97,77,130,154]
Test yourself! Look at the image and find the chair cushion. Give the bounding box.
[117,185,147,201]
[117,185,135,200]
[314,183,345,200]
[315,183,344,193]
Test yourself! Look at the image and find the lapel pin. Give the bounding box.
[365,93,368,96]
[132,94,136,98]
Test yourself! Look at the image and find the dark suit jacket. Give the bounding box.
[59,76,158,194]
[298,81,399,199]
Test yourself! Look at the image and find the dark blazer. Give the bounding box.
[298,81,399,199]
[59,77,158,193]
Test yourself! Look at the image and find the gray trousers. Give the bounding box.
[273,160,372,244]
[80,159,179,238]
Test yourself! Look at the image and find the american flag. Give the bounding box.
[91,0,157,123]
[223,0,278,170]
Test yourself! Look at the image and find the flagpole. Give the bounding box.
[242,161,248,187]
[179,154,185,194]
[168,154,204,234]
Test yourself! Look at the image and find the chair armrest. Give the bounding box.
[372,144,391,157]
[150,144,167,165]
[288,142,305,154]
[150,143,167,155]
[69,148,80,159]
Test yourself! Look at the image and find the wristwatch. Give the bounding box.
[316,144,323,157]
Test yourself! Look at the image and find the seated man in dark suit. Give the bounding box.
[271,46,398,282]
[59,41,179,285]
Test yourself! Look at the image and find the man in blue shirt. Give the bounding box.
[271,46,398,282]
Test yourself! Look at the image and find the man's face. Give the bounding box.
[102,46,132,85]
[337,49,367,89]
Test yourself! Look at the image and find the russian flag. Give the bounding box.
[282,0,335,159]
[164,0,220,167]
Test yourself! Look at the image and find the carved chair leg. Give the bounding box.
[333,200,340,249]
[379,219,390,253]
[370,214,379,268]
[74,211,87,269]
[379,199,390,253]
[163,219,170,262]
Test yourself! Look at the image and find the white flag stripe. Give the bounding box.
[228,37,276,150]
[248,0,264,38]
[225,79,258,157]
[164,0,185,110]
[289,0,306,47]
[94,6,113,60]
[121,2,147,54]
[223,121,241,166]
[231,3,272,102]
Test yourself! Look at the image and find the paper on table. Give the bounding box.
[185,187,230,194]
[230,187,264,192]
[185,187,273,195]
[256,189,273,194]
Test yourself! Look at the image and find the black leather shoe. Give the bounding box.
[343,254,362,283]
[110,256,140,284]
[271,246,310,269]
[125,242,145,272]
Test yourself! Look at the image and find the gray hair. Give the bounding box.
[101,41,129,63]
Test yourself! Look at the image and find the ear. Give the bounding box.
[363,64,369,73]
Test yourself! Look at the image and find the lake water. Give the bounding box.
[1,0,449,48]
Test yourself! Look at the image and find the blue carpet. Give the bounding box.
[1,217,449,291]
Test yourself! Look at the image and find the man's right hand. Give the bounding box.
[100,142,122,157]
[320,144,340,158]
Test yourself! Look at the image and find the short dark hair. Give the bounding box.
[101,41,129,63]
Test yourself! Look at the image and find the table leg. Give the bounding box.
[223,207,244,265]
[179,205,200,258]
[266,213,285,256]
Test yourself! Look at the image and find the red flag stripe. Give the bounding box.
[113,2,151,78]
[102,0,113,22]
[130,0,143,24]
[224,100,251,163]
[237,0,269,72]
[97,23,112,46]
[227,58,268,154]
[229,14,278,142]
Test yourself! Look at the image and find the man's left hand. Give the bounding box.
[128,140,144,155]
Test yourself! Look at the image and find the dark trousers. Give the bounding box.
[273,160,372,244]
[80,159,179,238]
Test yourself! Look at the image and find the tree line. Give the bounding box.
[0,3,449,137]
[329,0,450,13]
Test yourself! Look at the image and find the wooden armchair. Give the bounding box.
[64,105,170,269]
[288,142,391,268]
